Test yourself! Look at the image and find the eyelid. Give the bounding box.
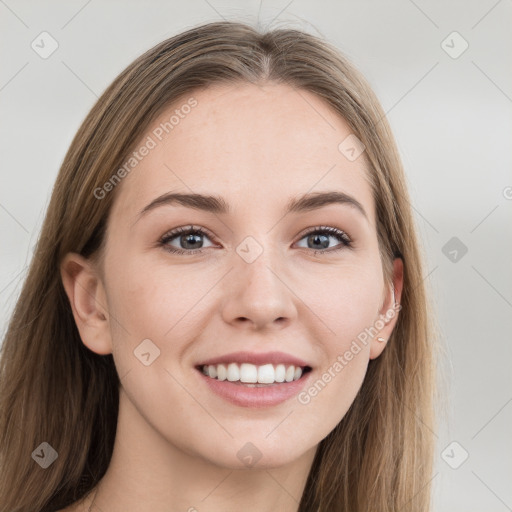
[297,225,351,242]
[294,225,352,254]
[160,224,218,242]
[159,224,353,255]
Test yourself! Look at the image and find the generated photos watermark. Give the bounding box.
[297,301,402,405]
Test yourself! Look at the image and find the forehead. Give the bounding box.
[110,82,375,226]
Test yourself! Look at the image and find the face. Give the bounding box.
[74,82,401,469]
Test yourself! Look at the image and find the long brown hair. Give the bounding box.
[0,20,440,511]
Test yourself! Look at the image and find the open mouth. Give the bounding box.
[194,360,314,407]
[195,363,313,386]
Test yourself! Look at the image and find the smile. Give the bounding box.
[199,362,312,385]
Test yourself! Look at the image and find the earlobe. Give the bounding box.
[60,252,112,355]
[369,257,404,360]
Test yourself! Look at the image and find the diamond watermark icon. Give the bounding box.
[338,134,366,162]
[236,236,263,264]
[32,442,58,469]
[31,31,59,59]
[236,442,263,468]
[134,338,161,366]
[441,31,469,59]
[442,236,468,263]
[441,441,469,469]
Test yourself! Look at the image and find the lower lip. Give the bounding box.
[196,368,313,408]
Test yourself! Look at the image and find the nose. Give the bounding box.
[221,250,298,331]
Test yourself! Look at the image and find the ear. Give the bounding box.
[60,252,113,355]
[369,257,404,360]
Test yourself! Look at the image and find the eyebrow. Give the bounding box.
[135,190,368,222]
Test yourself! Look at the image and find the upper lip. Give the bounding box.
[196,351,312,369]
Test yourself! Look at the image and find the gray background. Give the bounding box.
[1,1,511,510]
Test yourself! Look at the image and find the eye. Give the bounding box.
[159,225,216,255]
[158,224,352,256]
[295,226,352,255]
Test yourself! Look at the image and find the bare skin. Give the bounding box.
[60,82,403,512]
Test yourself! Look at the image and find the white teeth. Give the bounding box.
[216,364,227,381]
[227,363,240,382]
[257,364,275,384]
[275,364,286,382]
[200,362,306,384]
[240,363,258,383]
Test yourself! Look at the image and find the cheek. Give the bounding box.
[293,260,382,420]
[300,259,384,347]
[104,251,225,382]
[105,250,212,334]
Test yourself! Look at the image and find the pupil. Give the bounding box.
[182,233,202,249]
[309,233,328,249]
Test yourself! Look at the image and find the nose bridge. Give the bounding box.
[222,234,296,328]
[241,244,280,293]
[237,236,285,301]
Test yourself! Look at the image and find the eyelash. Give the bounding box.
[158,225,352,256]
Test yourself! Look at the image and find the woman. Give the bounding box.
[0,20,439,512]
